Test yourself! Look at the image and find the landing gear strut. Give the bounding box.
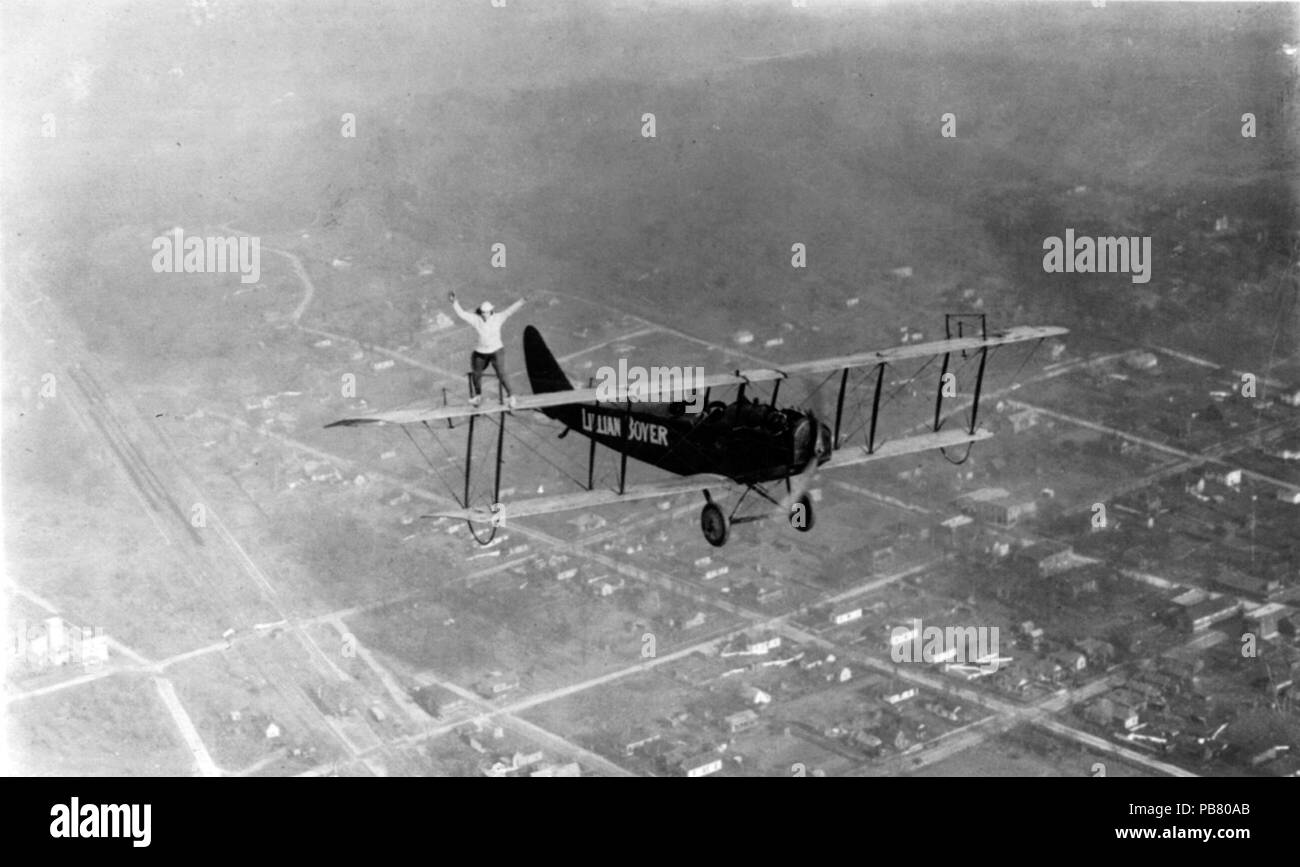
[700,490,729,547]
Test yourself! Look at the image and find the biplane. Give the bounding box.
[326,314,1067,547]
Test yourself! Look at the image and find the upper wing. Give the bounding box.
[325,325,1068,427]
[425,472,730,523]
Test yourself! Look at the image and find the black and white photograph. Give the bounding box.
[2,0,1298,813]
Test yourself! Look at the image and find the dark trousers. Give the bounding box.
[470,349,511,397]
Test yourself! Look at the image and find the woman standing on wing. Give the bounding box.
[448,291,525,408]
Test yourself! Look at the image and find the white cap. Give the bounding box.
[478,301,494,314]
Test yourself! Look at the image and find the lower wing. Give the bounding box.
[425,473,730,524]
[427,427,993,525]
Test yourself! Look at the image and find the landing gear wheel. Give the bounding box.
[701,501,729,547]
[790,493,814,532]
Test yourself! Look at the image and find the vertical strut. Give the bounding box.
[867,363,885,454]
[587,424,598,491]
[933,352,951,432]
[832,368,850,448]
[619,399,631,495]
[493,411,506,504]
[968,345,989,435]
[463,412,476,507]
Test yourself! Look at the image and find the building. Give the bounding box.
[681,753,724,778]
[411,684,467,719]
[935,514,976,550]
[1074,637,1115,668]
[1244,603,1294,640]
[1052,650,1087,673]
[1214,569,1281,601]
[621,728,662,756]
[724,709,760,734]
[1179,598,1242,633]
[531,762,582,777]
[1086,697,1140,731]
[1008,408,1039,434]
[830,604,864,626]
[1014,540,1075,577]
[1057,568,1100,599]
[746,633,782,655]
[955,487,1037,526]
[475,676,520,699]
[753,580,786,605]
[883,686,918,705]
[1210,468,1243,488]
[1124,351,1159,371]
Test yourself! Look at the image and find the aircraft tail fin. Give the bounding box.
[523,325,574,395]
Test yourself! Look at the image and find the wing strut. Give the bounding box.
[832,368,849,448]
[868,362,886,454]
[619,398,631,495]
[968,344,989,435]
[494,403,506,503]
[463,413,476,507]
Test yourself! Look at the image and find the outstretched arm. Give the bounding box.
[448,291,477,325]
[499,298,525,320]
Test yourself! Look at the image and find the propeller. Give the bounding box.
[772,408,828,523]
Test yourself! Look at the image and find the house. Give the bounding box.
[746,633,782,655]
[681,611,707,630]
[724,709,760,734]
[1123,351,1159,371]
[475,675,520,699]
[830,604,864,626]
[883,686,917,705]
[1052,650,1087,673]
[955,487,1037,526]
[1214,569,1281,601]
[1277,488,1300,505]
[753,580,786,605]
[1156,655,1204,683]
[411,684,467,719]
[568,513,607,532]
[1074,637,1116,668]
[935,514,976,550]
[1008,408,1039,434]
[745,686,773,706]
[1244,603,1293,640]
[1058,568,1100,598]
[681,753,724,778]
[621,728,662,757]
[1179,598,1242,633]
[1014,540,1075,577]
[530,762,582,777]
[1210,468,1243,488]
[1086,697,1140,730]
